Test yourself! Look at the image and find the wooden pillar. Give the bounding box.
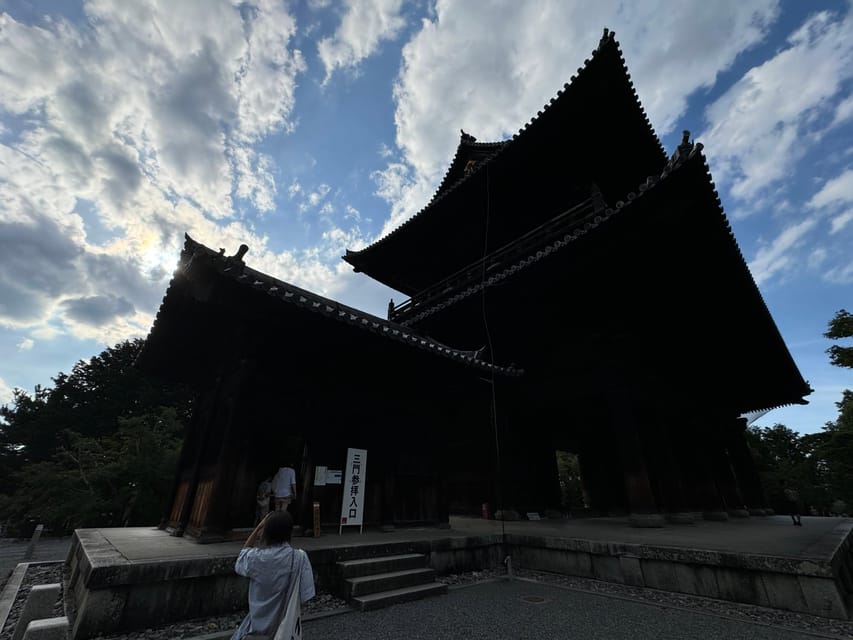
[173,379,224,536]
[646,416,694,524]
[608,392,664,527]
[724,418,769,515]
[190,359,252,541]
[675,424,728,521]
[577,448,609,515]
[707,431,749,518]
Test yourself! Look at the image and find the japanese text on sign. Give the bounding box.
[339,448,367,531]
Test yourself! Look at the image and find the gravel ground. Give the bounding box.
[4,563,852,639]
[0,563,64,640]
[513,568,853,639]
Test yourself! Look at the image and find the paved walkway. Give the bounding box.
[304,579,824,640]
[90,515,849,564]
[0,538,71,581]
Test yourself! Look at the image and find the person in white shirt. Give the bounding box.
[271,465,297,512]
[230,511,315,640]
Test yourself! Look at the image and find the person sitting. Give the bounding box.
[230,511,315,640]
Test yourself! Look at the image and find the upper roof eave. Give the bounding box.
[343,27,667,274]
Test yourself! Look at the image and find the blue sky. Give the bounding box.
[0,0,851,435]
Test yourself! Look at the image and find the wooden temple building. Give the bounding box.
[136,29,811,540]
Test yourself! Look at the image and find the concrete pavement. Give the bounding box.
[304,579,828,640]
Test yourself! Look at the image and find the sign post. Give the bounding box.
[339,448,367,535]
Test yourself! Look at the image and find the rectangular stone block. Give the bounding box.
[619,556,644,587]
[673,564,719,599]
[12,584,61,640]
[640,559,679,592]
[715,567,771,608]
[591,555,624,584]
[761,573,808,614]
[796,575,849,620]
[22,616,68,640]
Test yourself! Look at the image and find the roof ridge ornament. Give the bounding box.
[598,27,614,50]
[663,130,696,176]
[223,243,249,274]
[460,129,477,143]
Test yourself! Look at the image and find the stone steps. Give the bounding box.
[351,582,448,612]
[338,553,426,578]
[337,553,447,611]
[345,567,437,598]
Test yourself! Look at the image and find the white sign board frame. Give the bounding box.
[339,448,367,534]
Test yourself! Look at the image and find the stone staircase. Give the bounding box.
[337,552,447,611]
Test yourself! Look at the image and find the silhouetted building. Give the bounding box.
[137,29,810,541]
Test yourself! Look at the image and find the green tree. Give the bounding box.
[816,390,853,512]
[0,340,191,534]
[746,424,831,514]
[0,408,184,533]
[825,309,853,369]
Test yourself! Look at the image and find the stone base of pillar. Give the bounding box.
[748,508,768,516]
[665,512,695,524]
[629,513,666,528]
[702,511,729,521]
[727,509,750,518]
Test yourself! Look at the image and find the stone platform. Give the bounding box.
[64,515,853,639]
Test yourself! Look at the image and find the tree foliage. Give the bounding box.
[0,340,191,535]
[745,309,853,515]
[825,309,853,369]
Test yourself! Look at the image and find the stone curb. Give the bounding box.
[0,561,65,637]
[0,563,30,634]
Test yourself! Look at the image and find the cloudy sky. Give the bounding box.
[0,0,851,434]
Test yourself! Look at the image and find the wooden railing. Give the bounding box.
[391,196,598,324]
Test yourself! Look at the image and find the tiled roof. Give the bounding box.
[431,131,508,201]
[141,235,523,377]
[391,131,811,413]
[344,28,666,266]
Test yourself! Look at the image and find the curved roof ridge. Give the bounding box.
[149,235,523,377]
[344,27,666,264]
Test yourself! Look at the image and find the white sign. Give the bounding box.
[339,448,367,534]
[314,466,327,486]
[326,470,342,485]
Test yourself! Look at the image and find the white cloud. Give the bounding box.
[288,179,303,198]
[701,8,853,201]
[16,338,34,351]
[808,168,853,209]
[318,0,406,82]
[824,260,853,284]
[0,376,15,405]
[832,95,853,128]
[376,0,780,237]
[0,2,343,344]
[748,218,818,284]
[830,209,853,234]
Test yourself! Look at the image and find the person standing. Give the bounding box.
[271,464,297,513]
[255,475,273,525]
[783,481,803,526]
[230,511,315,640]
